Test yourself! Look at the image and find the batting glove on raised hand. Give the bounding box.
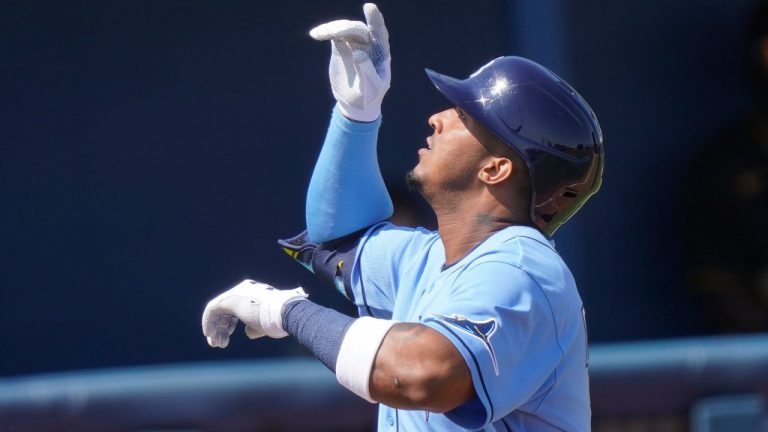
[309,3,390,122]
[201,280,308,348]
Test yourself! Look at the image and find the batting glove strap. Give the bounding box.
[260,288,308,338]
[336,316,396,403]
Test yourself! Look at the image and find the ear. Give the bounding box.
[478,157,513,185]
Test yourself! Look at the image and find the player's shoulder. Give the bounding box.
[463,225,575,295]
[472,225,560,266]
[359,221,442,263]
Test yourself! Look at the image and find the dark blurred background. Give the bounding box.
[0,0,763,377]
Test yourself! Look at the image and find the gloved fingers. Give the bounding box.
[309,20,370,44]
[331,40,357,88]
[207,333,230,349]
[375,56,392,85]
[352,52,388,92]
[202,308,238,344]
[363,3,389,55]
[210,315,238,348]
[245,325,267,339]
[201,304,217,337]
[331,38,354,61]
[223,314,238,335]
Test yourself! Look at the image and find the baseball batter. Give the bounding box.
[202,4,604,431]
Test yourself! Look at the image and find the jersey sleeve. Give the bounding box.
[421,260,567,429]
[350,222,436,319]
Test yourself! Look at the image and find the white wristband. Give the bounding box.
[335,317,396,403]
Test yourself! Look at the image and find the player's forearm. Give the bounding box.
[369,323,475,412]
[204,283,474,411]
[281,301,473,411]
[305,105,393,243]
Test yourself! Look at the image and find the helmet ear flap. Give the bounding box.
[426,56,604,236]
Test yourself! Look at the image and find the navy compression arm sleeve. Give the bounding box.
[306,105,393,243]
[282,299,355,372]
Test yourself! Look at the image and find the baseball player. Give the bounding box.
[202,4,604,431]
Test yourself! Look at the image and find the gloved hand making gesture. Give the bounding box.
[201,280,307,348]
[309,3,391,122]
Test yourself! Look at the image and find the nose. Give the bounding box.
[428,112,443,134]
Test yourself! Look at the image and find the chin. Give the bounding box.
[405,170,423,192]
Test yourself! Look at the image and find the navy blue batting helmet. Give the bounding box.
[425,56,604,236]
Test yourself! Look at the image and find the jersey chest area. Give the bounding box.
[389,247,469,322]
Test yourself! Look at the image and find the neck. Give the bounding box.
[434,203,518,267]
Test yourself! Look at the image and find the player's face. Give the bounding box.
[408,107,491,199]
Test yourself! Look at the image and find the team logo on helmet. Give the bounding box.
[433,314,500,375]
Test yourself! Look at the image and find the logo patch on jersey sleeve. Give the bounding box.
[433,314,500,375]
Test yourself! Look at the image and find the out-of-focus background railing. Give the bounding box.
[3,0,768,430]
[2,335,768,431]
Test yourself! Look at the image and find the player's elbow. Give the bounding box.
[407,368,472,413]
[373,357,475,413]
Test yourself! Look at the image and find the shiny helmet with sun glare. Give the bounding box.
[425,56,604,236]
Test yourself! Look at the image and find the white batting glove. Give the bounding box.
[201,279,308,348]
[309,3,390,122]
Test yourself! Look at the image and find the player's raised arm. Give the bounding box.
[304,3,393,243]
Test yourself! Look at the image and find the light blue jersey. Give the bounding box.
[349,223,590,431]
[301,107,590,431]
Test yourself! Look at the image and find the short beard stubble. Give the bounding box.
[405,170,421,192]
